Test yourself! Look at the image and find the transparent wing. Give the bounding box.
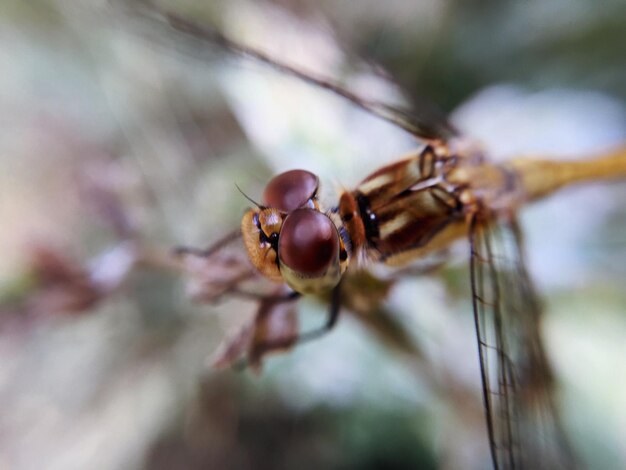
[132,3,455,142]
[469,216,576,470]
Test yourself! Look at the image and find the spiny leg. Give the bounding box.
[229,288,301,303]
[172,230,242,258]
[251,283,342,355]
[296,283,342,344]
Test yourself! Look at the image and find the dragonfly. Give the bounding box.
[139,4,626,469]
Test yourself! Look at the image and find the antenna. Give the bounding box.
[235,184,263,208]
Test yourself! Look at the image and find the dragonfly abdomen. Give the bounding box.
[509,147,626,202]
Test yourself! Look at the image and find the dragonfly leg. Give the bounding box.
[172,230,242,258]
[295,283,342,344]
[230,288,301,303]
[250,283,342,355]
[172,245,211,257]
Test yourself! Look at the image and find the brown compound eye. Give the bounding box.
[263,170,319,212]
[278,208,339,278]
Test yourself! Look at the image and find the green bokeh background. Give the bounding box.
[1,1,625,469]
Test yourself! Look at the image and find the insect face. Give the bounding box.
[241,169,347,294]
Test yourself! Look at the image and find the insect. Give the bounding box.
[143,5,626,469]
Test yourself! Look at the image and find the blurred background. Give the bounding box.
[1,0,625,469]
